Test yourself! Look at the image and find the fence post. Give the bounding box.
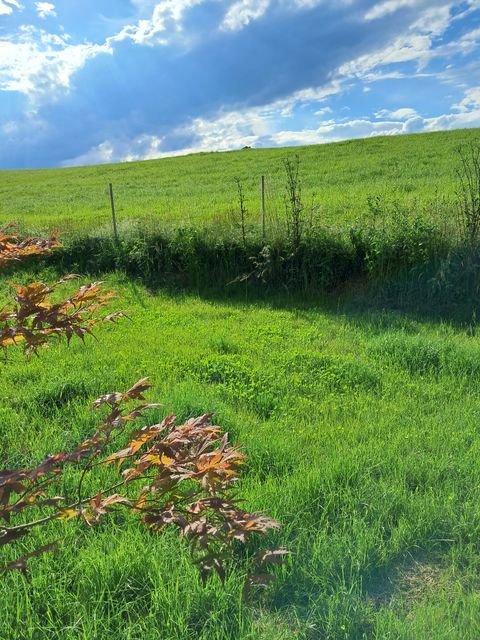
[109,183,119,244]
[261,175,266,243]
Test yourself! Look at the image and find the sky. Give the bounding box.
[0,0,479,169]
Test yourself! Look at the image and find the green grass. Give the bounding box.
[1,129,479,235]
[3,129,480,637]
[3,270,480,638]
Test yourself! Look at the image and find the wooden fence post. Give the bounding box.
[109,183,119,243]
[261,175,266,243]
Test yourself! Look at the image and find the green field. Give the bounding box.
[2,270,480,639]
[3,130,480,639]
[1,128,479,235]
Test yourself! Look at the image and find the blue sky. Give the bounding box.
[0,0,479,168]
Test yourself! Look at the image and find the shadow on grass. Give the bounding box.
[134,250,480,331]
[362,549,449,611]
[3,243,480,331]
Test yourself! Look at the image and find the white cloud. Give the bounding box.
[36,2,56,19]
[289,79,345,103]
[0,26,111,98]
[314,106,333,116]
[0,0,21,16]
[293,0,354,7]
[65,101,280,166]
[365,0,420,21]
[182,108,271,148]
[268,109,480,148]
[65,133,177,167]
[453,86,480,112]
[111,0,205,46]
[362,70,411,82]
[412,4,452,35]
[60,96,419,167]
[340,33,433,77]
[63,83,480,167]
[172,81,346,155]
[342,2,455,78]
[430,26,480,61]
[422,110,480,131]
[375,107,418,119]
[272,118,407,145]
[221,0,270,31]
[64,141,117,167]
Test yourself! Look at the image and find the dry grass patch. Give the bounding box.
[366,554,448,609]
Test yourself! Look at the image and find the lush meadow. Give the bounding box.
[3,129,480,638]
[2,271,480,639]
[0,129,477,235]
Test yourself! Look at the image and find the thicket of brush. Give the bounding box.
[38,217,458,299]
[11,143,479,312]
[29,221,475,327]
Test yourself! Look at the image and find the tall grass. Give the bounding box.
[4,272,480,637]
[455,142,480,243]
[29,213,451,295]
[0,129,477,234]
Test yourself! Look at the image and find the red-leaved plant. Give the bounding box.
[0,277,124,353]
[0,232,286,591]
[1,378,285,586]
[0,231,60,269]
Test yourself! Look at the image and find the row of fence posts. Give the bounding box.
[108,177,268,244]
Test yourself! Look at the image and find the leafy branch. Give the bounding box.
[0,276,125,354]
[0,232,286,592]
[0,231,60,270]
[1,379,286,586]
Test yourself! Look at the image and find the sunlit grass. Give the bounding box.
[2,272,480,638]
[1,129,478,236]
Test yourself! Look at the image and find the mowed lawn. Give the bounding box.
[2,271,480,639]
[1,128,478,235]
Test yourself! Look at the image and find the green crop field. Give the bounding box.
[3,130,480,639]
[0,128,479,236]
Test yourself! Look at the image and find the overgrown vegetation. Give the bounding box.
[283,155,304,252]
[456,142,480,243]
[234,177,248,248]
[0,236,284,592]
[4,130,480,638]
[26,211,452,303]
[3,272,480,638]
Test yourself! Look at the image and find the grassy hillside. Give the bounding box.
[3,131,480,638]
[3,273,480,639]
[1,129,479,235]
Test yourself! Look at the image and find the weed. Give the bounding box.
[283,155,304,252]
[456,141,480,243]
[234,176,248,248]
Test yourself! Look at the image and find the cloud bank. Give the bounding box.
[0,0,479,168]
